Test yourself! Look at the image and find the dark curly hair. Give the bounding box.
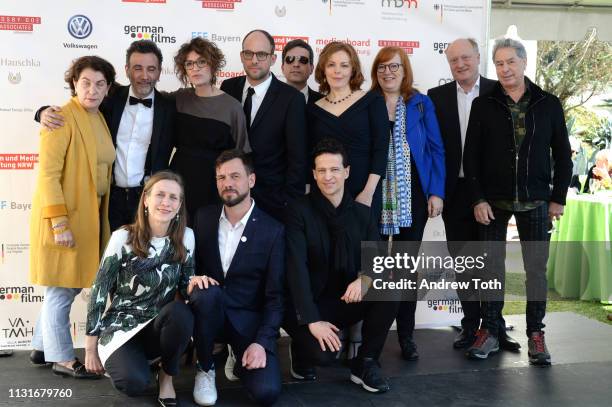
[174,37,226,86]
[314,42,364,95]
[64,55,116,97]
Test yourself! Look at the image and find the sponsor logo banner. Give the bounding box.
[378,40,420,55]
[0,16,41,32]
[200,0,243,11]
[124,24,176,43]
[0,154,38,170]
[273,36,309,52]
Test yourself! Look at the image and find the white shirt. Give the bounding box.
[241,74,273,126]
[114,87,155,187]
[300,85,309,103]
[456,77,480,178]
[218,199,255,276]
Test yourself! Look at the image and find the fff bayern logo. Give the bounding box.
[67,15,92,39]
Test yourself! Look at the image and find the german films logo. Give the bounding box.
[378,40,420,55]
[199,0,245,10]
[427,299,462,314]
[0,286,43,303]
[0,15,41,32]
[124,24,176,44]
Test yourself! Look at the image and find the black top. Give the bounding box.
[308,91,389,219]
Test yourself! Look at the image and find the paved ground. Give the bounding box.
[1,312,611,406]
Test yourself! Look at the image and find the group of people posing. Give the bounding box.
[28,28,572,406]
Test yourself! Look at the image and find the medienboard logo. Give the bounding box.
[67,15,93,39]
[0,15,41,32]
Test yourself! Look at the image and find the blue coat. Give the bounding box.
[404,92,446,199]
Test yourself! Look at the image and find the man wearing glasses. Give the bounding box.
[221,29,308,223]
[281,39,322,104]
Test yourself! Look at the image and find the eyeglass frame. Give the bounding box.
[284,55,310,65]
[241,50,274,61]
[376,63,403,73]
[184,58,208,70]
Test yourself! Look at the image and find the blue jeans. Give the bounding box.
[478,203,549,337]
[31,287,82,362]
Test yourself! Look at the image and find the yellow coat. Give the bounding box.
[29,97,113,288]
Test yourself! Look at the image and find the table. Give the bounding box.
[547,192,612,304]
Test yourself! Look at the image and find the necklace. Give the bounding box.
[325,91,354,105]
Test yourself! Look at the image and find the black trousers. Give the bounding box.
[283,298,399,367]
[478,203,549,336]
[190,286,281,406]
[104,301,193,397]
[109,185,143,232]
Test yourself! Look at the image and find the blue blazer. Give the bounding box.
[192,204,285,353]
[404,92,446,199]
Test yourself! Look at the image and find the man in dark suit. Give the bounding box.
[36,40,175,231]
[189,149,284,406]
[427,38,519,352]
[220,29,307,222]
[283,139,398,394]
[281,39,323,104]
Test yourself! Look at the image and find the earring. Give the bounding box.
[175,213,180,222]
[144,207,149,217]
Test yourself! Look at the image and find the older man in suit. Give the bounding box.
[221,29,307,222]
[189,149,285,406]
[427,38,519,352]
[36,40,175,232]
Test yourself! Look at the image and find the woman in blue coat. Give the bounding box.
[371,46,445,361]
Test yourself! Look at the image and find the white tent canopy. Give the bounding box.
[491,0,612,41]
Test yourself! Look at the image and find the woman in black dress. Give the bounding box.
[309,42,389,221]
[169,38,249,223]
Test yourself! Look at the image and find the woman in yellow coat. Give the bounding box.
[29,56,116,379]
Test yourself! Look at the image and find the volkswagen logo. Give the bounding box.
[67,15,92,39]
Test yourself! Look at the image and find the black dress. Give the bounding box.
[169,89,249,223]
[308,91,389,220]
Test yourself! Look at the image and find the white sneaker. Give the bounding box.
[224,345,239,381]
[193,368,217,406]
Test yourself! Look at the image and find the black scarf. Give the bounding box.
[311,188,356,284]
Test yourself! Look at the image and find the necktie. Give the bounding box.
[129,96,152,108]
[243,87,255,130]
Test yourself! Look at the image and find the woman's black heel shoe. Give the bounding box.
[156,368,178,407]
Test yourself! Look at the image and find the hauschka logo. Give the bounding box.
[0,15,41,32]
[0,286,43,303]
[67,15,93,39]
[433,41,450,54]
[8,72,21,84]
[378,40,420,55]
[0,57,40,67]
[199,0,245,11]
[124,24,176,44]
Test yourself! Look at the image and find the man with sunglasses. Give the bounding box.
[281,39,322,104]
[221,29,308,224]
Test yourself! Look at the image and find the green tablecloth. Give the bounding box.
[547,193,612,303]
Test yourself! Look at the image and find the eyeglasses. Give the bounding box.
[377,63,402,73]
[241,50,273,61]
[184,58,208,70]
[284,55,310,65]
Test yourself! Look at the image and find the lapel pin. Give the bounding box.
[241,236,247,242]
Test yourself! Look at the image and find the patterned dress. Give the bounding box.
[86,228,195,365]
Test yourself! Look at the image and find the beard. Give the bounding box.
[221,189,249,207]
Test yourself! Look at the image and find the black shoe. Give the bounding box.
[453,329,476,349]
[350,357,390,393]
[52,359,101,379]
[289,343,316,381]
[399,337,419,361]
[157,372,178,406]
[499,332,521,352]
[30,350,50,366]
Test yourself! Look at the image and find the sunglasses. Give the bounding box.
[284,55,310,65]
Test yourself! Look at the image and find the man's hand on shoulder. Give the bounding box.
[41,106,65,130]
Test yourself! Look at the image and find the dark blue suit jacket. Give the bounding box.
[192,203,285,352]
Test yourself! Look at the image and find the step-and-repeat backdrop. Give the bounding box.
[1,0,489,349]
